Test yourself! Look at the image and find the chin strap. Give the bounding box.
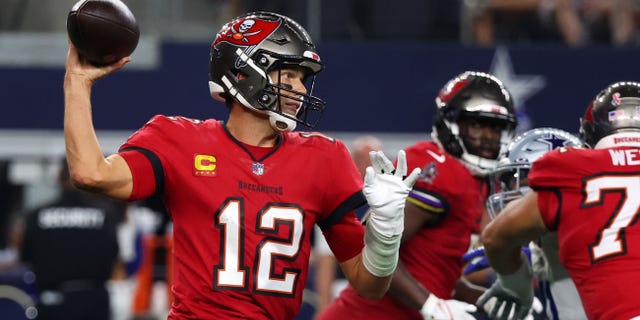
[460,153,497,177]
[269,113,297,132]
[211,78,301,132]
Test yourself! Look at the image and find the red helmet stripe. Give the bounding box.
[438,79,469,104]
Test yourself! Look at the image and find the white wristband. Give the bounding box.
[362,220,401,277]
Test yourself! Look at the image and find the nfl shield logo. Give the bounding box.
[252,163,265,176]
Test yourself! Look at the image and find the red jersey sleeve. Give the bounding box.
[118,115,205,201]
[530,147,585,230]
[322,211,365,263]
[321,138,366,219]
[292,133,366,263]
[529,147,586,189]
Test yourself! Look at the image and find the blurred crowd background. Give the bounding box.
[2,0,640,45]
[2,0,640,319]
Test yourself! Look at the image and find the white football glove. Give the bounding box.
[476,254,534,320]
[363,150,421,237]
[361,150,421,277]
[421,294,478,320]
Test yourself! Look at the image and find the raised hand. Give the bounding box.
[363,150,421,236]
[361,150,421,277]
[65,41,130,85]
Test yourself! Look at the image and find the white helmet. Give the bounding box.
[486,127,584,218]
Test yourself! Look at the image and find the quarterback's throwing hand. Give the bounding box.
[364,150,421,237]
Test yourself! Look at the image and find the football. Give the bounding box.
[67,0,139,66]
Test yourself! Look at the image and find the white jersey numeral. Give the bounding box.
[215,200,248,287]
[256,206,303,294]
[214,198,303,296]
[584,175,640,262]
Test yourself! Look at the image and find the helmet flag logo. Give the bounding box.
[214,18,280,47]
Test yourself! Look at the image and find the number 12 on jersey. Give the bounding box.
[214,198,305,296]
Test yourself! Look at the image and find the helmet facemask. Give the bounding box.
[486,127,584,219]
[486,164,530,219]
[433,71,518,177]
[259,59,325,131]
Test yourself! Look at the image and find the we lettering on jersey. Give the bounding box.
[609,149,640,166]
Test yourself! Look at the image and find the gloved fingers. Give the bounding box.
[369,151,394,174]
[452,300,477,313]
[368,151,382,174]
[498,301,515,320]
[479,295,508,320]
[514,304,531,320]
[363,166,376,186]
[489,299,503,319]
[476,290,493,311]
[394,150,408,178]
[466,304,478,313]
[404,167,421,188]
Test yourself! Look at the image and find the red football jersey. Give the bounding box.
[322,141,487,319]
[119,115,366,320]
[530,146,640,320]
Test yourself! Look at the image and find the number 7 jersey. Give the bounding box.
[529,146,640,320]
[118,115,366,320]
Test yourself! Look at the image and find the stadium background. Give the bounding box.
[1,0,640,319]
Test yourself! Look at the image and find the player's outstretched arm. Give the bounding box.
[64,42,133,200]
[341,150,420,299]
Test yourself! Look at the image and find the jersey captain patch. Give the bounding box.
[194,154,217,176]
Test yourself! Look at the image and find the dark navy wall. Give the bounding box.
[3,42,640,133]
